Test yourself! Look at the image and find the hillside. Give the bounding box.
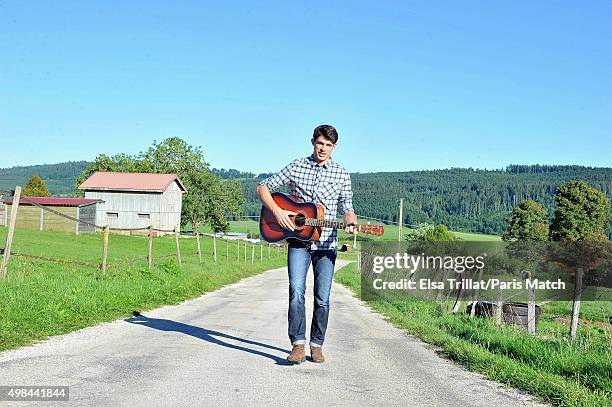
[0,161,90,196]
[238,164,612,236]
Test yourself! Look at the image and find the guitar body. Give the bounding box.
[260,193,325,243]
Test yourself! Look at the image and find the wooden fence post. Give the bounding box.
[470,268,485,318]
[244,241,247,262]
[494,288,503,326]
[260,243,263,261]
[451,276,464,313]
[268,243,271,259]
[148,225,153,270]
[213,234,217,262]
[569,267,583,341]
[236,239,240,261]
[196,228,202,264]
[101,225,109,275]
[1,186,21,278]
[175,226,182,267]
[398,198,403,241]
[251,243,254,263]
[527,273,536,335]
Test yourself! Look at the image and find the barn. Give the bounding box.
[79,172,187,236]
[0,197,102,234]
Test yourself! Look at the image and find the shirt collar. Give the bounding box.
[308,154,333,169]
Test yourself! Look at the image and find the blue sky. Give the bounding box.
[1,1,610,174]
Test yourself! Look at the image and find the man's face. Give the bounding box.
[312,136,336,163]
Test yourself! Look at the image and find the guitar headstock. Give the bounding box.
[358,224,385,236]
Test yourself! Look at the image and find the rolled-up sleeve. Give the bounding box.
[259,160,294,190]
[338,172,354,214]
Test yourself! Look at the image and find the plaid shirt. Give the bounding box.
[260,154,354,251]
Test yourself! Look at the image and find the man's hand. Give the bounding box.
[343,211,358,235]
[273,207,297,231]
[344,222,358,235]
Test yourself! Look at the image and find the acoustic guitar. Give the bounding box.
[259,192,384,243]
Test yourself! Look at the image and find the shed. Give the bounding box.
[79,172,187,236]
[0,197,102,234]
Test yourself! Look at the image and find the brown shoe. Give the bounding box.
[310,346,325,363]
[286,345,306,364]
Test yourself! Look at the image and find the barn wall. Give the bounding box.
[44,206,79,233]
[12,205,41,230]
[4,204,77,233]
[160,181,184,230]
[85,190,161,230]
[0,203,6,226]
[78,204,98,233]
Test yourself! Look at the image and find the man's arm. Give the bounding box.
[339,173,358,235]
[256,161,297,231]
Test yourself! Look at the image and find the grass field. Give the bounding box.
[0,227,287,352]
[334,263,612,407]
[195,220,261,235]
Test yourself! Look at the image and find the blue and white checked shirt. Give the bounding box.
[260,154,354,251]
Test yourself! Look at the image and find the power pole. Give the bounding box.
[398,198,404,241]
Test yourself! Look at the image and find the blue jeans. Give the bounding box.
[287,240,337,348]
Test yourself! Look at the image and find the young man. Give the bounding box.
[256,124,358,364]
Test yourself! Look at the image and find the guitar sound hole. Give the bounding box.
[294,213,306,227]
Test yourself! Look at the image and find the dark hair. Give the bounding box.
[312,124,338,144]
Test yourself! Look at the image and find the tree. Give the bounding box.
[550,180,611,241]
[181,171,245,232]
[405,223,455,241]
[23,175,51,197]
[502,199,549,242]
[424,224,456,241]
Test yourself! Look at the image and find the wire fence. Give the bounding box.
[0,187,288,277]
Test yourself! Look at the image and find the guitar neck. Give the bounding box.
[304,218,366,232]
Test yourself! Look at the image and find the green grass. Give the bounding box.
[335,263,612,407]
[452,230,502,241]
[0,228,287,352]
[194,220,261,235]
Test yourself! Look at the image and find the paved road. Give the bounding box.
[0,260,544,407]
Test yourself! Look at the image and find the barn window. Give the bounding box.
[138,213,150,219]
[106,212,118,219]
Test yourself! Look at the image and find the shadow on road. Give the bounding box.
[125,314,293,366]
